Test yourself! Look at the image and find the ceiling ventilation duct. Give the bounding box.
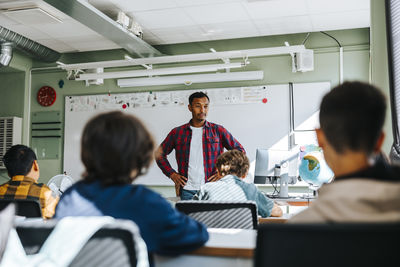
[43,0,161,58]
[0,26,61,63]
[0,43,12,68]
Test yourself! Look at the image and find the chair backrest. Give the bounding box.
[255,223,400,267]
[0,204,14,263]
[176,200,258,229]
[16,218,148,267]
[0,199,41,218]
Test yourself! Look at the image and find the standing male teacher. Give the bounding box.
[156,92,245,200]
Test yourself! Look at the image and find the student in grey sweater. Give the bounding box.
[290,81,400,223]
[193,150,282,217]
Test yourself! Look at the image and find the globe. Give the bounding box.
[299,146,334,190]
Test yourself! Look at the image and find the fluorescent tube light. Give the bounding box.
[76,62,244,81]
[117,71,264,87]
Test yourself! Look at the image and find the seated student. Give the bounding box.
[55,111,208,258]
[290,81,400,223]
[193,150,282,217]
[0,145,59,219]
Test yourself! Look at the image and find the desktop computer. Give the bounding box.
[254,148,299,198]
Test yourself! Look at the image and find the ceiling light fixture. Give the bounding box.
[58,45,307,85]
[75,62,246,81]
[117,71,264,88]
[3,7,62,24]
[59,45,306,71]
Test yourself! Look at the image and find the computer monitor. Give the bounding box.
[254,148,299,185]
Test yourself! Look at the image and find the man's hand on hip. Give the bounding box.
[170,172,188,187]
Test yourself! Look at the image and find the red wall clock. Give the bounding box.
[37,86,56,107]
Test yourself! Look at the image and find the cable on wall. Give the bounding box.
[320,31,344,84]
[302,31,344,84]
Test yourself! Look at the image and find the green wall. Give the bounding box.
[1,28,370,196]
[0,51,33,145]
[0,71,25,117]
[0,51,33,182]
[0,70,25,183]
[370,0,392,153]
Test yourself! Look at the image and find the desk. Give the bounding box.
[271,196,313,216]
[154,228,256,267]
[272,196,315,206]
[259,213,292,224]
[257,196,312,223]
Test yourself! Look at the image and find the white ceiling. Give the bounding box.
[0,0,370,53]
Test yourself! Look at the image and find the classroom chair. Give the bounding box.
[255,223,400,267]
[176,200,258,229]
[0,199,42,218]
[15,217,149,267]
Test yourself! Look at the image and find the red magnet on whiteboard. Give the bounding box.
[262,98,268,103]
[122,104,127,109]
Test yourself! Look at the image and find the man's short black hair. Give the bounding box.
[189,92,209,105]
[2,145,37,177]
[81,111,155,186]
[319,81,387,154]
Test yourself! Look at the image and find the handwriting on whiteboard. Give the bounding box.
[66,86,269,112]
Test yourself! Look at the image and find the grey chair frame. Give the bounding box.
[16,219,145,267]
[255,223,400,267]
[176,200,258,229]
[0,199,42,218]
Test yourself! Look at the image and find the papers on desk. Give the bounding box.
[15,216,43,223]
[208,228,243,234]
[206,228,256,249]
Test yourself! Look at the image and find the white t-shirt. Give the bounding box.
[184,126,206,190]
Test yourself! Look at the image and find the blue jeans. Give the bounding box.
[180,189,198,200]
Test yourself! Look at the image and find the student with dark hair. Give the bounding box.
[290,81,400,223]
[193,150,282,217]
[156,91,245,200]
[55,111,208,257]
[0,145,59,219]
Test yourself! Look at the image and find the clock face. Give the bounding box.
[37,86,56,107]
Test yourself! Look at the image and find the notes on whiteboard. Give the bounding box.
[242,86,268,103]
[66,86,270,112]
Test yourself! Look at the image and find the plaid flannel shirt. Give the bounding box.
[0,175,59,219]
[156,120,245,183]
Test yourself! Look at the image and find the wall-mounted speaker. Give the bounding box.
[295,49,314,72]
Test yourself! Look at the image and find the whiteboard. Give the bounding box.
[64,82,330,185]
